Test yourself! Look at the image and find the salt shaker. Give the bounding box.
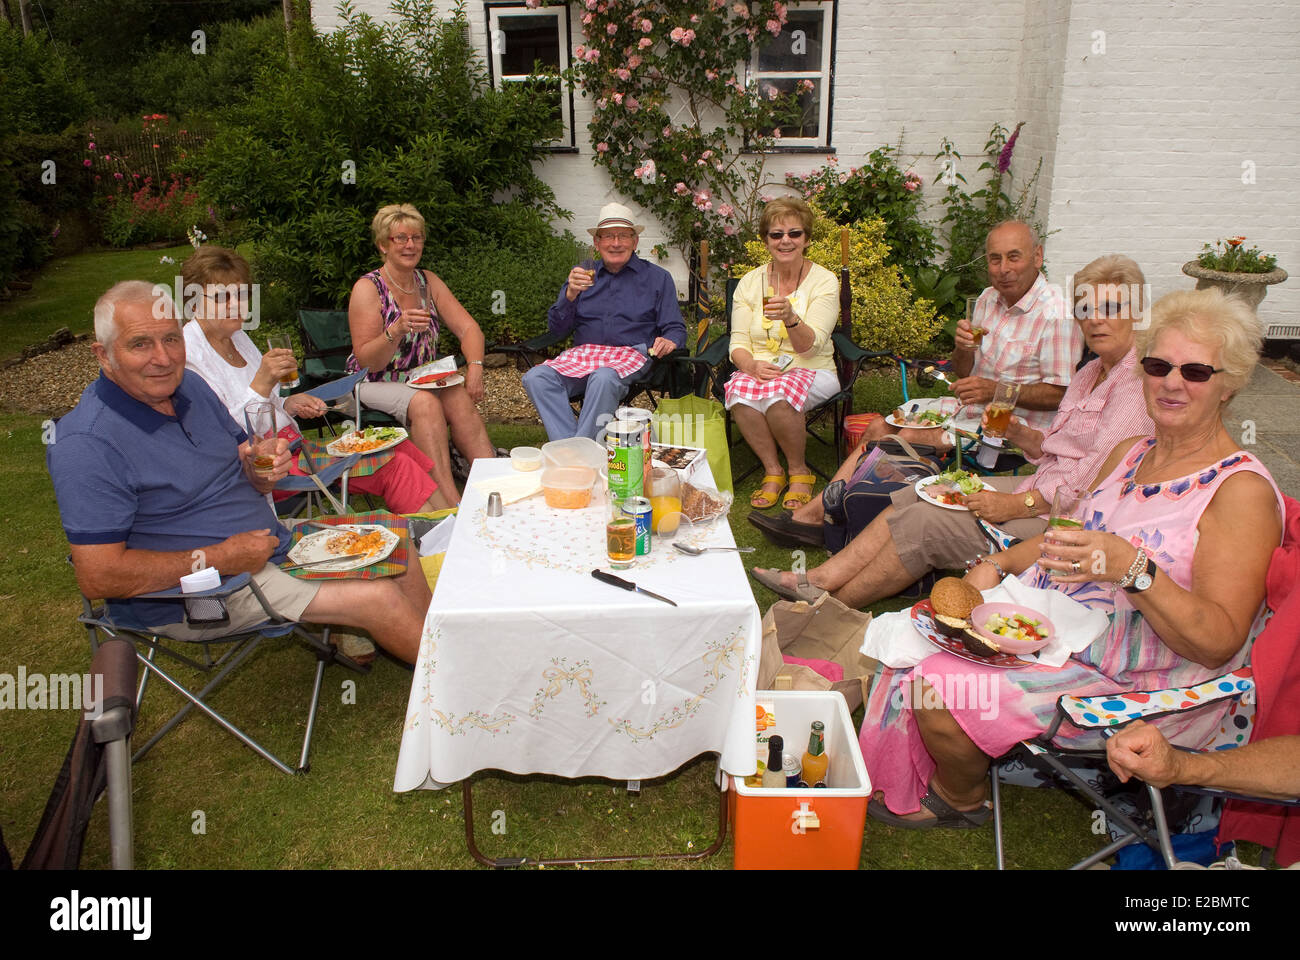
[486,491,504,517]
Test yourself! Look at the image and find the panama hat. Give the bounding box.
[587,202,646,237]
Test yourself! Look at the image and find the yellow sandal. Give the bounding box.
[782,474,817,509]
[750,473,787,509]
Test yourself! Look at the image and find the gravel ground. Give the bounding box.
[0,343,651,422]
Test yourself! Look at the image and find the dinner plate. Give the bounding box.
[286,523,399,572]
[325,426,409,457]
[914,474,994,511]
[408,372,465,390]
[885,399,954,430]
[909,599,1032,669]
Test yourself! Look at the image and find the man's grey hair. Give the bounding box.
[93,281,179,347]
[987,219,1040,251]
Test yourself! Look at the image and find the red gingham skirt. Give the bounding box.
[724,367,818,411]
[544,344,648,379]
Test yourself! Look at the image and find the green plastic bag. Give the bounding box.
[652,394,733,495]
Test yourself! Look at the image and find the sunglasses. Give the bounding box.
[1140,357,1224,383]
[767,229,805,240]
[1075,300,1129,319]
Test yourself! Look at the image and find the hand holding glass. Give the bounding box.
[1045,487,1087,577]
[243,401,278,480]
[265,336,299,389]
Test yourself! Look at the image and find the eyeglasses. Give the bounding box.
[390,234,425,246]
[1140,357,1224,383]
[767,229,805,240]
[1075,300,1129,319]
[597,231,636,242]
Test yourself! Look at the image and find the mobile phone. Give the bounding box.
[773,354,795,371]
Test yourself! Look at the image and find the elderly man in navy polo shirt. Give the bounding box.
[522,202,685,440]
[47,281,430,664]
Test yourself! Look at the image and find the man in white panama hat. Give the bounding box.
[522,202,685,440]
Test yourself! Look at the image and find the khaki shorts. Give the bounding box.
[356,379,417,425]
[887,475,1048,579]
[154,563,322,641]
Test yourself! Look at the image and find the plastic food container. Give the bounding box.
[541,437,606,473]
[541,466,597,509]
[510,446,543,472]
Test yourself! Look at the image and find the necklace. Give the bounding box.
[768,259,808,297]
[383,266,415,295]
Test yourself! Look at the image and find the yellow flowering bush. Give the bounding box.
[729,209,940,358]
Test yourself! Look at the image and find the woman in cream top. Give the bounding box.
[727,197,840,509]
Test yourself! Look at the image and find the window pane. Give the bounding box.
[756,10,823,73]
[758,78,820,138]
[499,15,560,76]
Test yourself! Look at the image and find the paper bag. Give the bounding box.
[758,593,878,712]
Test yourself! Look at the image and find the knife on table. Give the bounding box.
[591,569,678,607]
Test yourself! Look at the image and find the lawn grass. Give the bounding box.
[2,251,1123,870]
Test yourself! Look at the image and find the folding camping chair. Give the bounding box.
[78,569,369,776]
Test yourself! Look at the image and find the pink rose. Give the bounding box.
[582,12,592,24]
[596,142,609,153]
[718,203,735,218]
[903,180,919,192]
[640,18,653,32]
[705,69,718,80]
[113,172,123,179]
[683,28,696,44]
[767,19,781,36]
[638,37,652,48]
[733,3,747,15]
[575,44,586,57]
[584,48,601,61]
[773,128,782,139]
[690,14,700,23]
[670,26,684,42]
[663,125,674,137]
[724,224,737,236]
[585,0,597,7]
[674,182,689,195]
[83,159,92,167]
[612,91,624,104]
[627,54,642,68]
[525,0,540,7]
[625,95,640,113]
[799,79,815,93]
[615,68,631,80]
[606,22,618,34]
[88,142,96,150]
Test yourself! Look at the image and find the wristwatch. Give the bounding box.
[1024,492,1036,514]
[1124,555,1157,594]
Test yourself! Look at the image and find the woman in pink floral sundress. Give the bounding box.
[347,204,495,504]
[863,288,1284,830]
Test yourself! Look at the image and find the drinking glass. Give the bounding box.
[975,381,1020,468]
[266,335,299,389]
[606,497,636,569]
[243,401,278,480]
[1045,487,1088,577]
[966,296,988,347]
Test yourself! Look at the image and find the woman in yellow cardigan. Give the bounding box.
[727,197,841,509]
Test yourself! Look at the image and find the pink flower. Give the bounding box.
[615,68,631,81]
[606,22,618,34]
[674,182,689,195]
[732,3,747,14]
[767,19,781,35]
[525,0,541,7]
[798,79,814,93]
[724,224,737,236]
[640,18,653,32]
[705,69,718,80]
[586,0,598,8]
[596,97,608,110]
[763,83,779,100]
[774,2,788,19]
[625,95,640,113]
[839,172,849,183]
[583,48,601,61]
[690,14,700,23]
[701,149,714,159]
[715,161,725,171]
[670,26,695,45]
[596,142,609,153]
[612,91,624,104]
[114,172,123,180]
[575,44,586,57]
[903,180,919,192]
[88,142,96,150]
[582,12,592,24]
[638,37,652,48]
[83,159,92,167]
[663,125,674,137]
[773,128,782,138]
[627,54,642,68]
[718,203,735,218]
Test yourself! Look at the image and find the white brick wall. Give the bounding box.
[314,1,1300,332]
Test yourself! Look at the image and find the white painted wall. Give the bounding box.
[314,1,1300,332]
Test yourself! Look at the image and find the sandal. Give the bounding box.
[749,473,787,509]
[782,473,817,509]
[750,567,827,604]
[867,789,991,830]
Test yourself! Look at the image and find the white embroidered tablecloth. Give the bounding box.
[394,458,762,790]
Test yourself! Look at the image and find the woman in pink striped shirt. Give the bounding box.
[751,255,1155,606]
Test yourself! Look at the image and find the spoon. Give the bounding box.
[673,542,755,556]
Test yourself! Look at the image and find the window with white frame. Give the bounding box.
[751,2,834,146]
[486,3,574,147]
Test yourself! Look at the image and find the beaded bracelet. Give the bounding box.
[965,555,1007,579]
[1116,544,1148,590]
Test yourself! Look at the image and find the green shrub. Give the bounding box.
[785,145,939,282]
[730,208,940,359]
[190,0,567,314]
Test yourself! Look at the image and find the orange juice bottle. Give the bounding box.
[800,721,829,787]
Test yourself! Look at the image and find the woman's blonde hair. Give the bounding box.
[371,203,426,251]
[1138,287,1262,396]
[758,196,814,238]
[1072,254,1146,319]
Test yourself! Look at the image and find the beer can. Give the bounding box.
[782,753,802,788]
[620,496,653,556]
[605,419,645,499]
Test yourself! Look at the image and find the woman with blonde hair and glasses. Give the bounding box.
[727,196,840,511]
[347,203,495,503]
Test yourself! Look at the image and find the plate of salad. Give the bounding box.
[915,468,994,510]
[325,425,408,457]
[886,400,954,429]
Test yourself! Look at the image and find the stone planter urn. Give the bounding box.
[1182,261,1288,311]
